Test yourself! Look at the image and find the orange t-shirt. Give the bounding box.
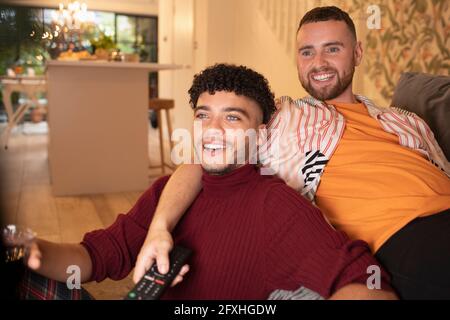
[315,102,450,252]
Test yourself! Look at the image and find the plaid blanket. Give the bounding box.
[19,269,94,300]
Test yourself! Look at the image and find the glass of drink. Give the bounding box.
[2,224,36,263]
[1,225,36,298]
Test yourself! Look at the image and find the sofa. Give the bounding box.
[391,72,450,160]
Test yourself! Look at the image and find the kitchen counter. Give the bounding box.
[47,60,182,70]
[46,60,180,196]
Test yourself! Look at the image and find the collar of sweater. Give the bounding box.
[201,164,260,198]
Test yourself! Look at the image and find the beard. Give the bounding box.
[201,163,237,176]
[299,65,355,101]
[194,138,255,176]
[193,141,239,176]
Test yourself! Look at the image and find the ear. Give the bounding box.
[354,40,363,66]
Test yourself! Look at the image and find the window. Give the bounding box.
[0,5,158,69]
[115,14,158,63]
[0,5,159,106]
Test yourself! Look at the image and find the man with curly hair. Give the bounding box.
[135,6,450,300]
[22,64,395,300]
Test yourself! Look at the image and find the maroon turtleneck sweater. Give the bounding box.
[81,164,391,299]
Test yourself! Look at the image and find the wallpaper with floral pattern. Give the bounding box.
[348,0,450,101]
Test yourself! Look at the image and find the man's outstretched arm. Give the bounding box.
[27,239,93,283]
[133,164,203,283]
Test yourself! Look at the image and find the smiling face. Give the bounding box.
[193,91,265,175]
[296,20,363,103]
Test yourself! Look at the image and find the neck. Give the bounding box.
[326,84,358,104]
[205,163,246,176]
[201,164,259,198]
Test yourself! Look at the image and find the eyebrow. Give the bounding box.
[298,41,345,51]
[298,45,314,51]
[323,41,345,47]
[195,105,251,120]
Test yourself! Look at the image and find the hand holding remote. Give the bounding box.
[133,227,174,282]
[126,246,192,300]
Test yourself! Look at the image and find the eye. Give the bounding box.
[327,46,340,53]
[195,113,208,120]
[226,115,240,122]
[300,50,313,57]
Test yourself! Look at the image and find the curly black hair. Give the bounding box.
[188,64,276,124]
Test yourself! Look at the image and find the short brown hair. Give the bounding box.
[298,6,357,40]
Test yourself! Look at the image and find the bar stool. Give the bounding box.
[148,98,175,174]
[1,76,47,149]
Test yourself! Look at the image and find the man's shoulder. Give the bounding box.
[268,96,305,130]
[271,96,327,124]
[275,95,326,108]
[256,173,320,234]
[256,172,312,208]
[256,172,286,187]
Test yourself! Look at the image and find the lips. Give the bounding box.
[203,143,225,151]
[312,73,335,82]
[201,141,227,158]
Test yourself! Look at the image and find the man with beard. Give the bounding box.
[134,6,450,299]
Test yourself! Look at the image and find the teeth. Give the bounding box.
[204,144,225,150]
[313,73,334,81]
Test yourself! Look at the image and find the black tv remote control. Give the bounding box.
[125,245,192,300]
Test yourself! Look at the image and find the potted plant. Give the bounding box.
[90,33,116,60]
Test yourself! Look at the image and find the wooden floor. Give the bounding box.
[0,123,173,299]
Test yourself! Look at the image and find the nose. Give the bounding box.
[201,116,225,142]
[313,52,329,70]
[205,116,225,133]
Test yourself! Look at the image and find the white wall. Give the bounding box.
[200,0,235,68]
[158,0,308,132]
[158,0,196,132]
[227,0,305,99]
[191,0,305,99]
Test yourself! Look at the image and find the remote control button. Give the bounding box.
[155,279,165,285]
